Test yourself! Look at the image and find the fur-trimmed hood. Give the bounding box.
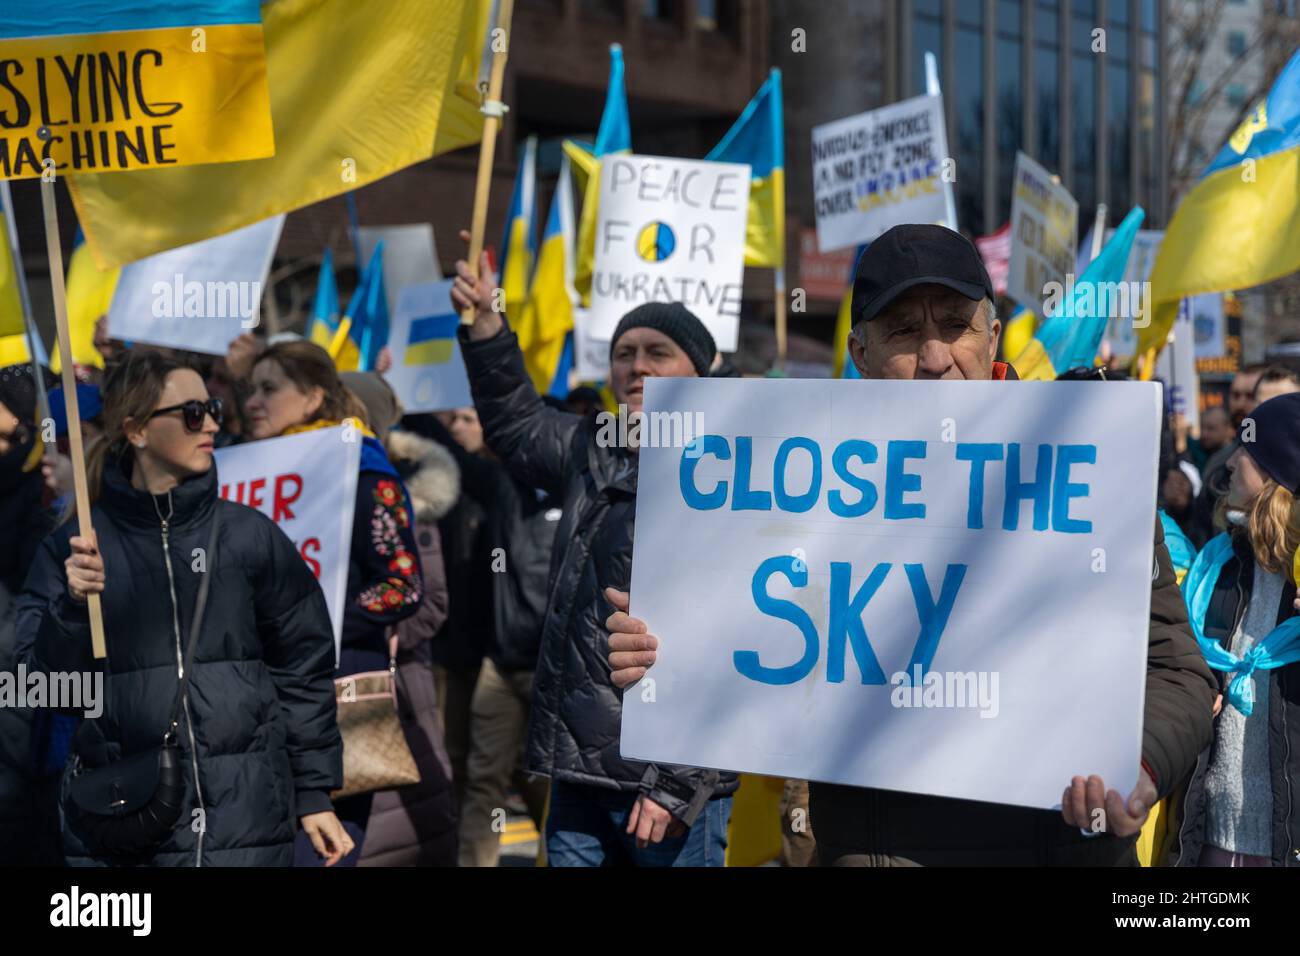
[387,430,461,523]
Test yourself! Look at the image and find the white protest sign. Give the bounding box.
[358,224,443,302]
[1103,229,1163,361]
[382,278,472,413]
[621,377,1160,810]
[214,426,361,663]
[811,94,952,253]
[108,215,285,355]
[1006,153,1078,315]
[590,154,750,352]
[574,306,609,382]
[1157,302,1201,433]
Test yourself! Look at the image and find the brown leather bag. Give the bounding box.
[331,665,421,800]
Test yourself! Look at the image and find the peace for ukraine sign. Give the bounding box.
[621,378,1162,810]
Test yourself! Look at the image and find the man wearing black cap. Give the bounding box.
[451,245,738,867]
[608,224,1216,865]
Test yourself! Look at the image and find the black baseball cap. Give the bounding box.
[850,224,995,327]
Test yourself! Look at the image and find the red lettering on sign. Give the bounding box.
[274,473,303,521]
[300,537,322,578]
[248,477,267,510]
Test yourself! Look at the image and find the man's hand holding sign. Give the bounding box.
[608,226,1215,865]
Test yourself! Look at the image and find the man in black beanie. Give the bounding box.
[607,223,1217,867]
[450,243,737,867]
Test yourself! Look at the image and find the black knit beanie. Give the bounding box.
[1241,392,1300,493]
[609,302,716,377]
[0,363,37,426]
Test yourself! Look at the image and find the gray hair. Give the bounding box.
[850,296,999,349]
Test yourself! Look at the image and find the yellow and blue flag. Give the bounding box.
[500,136,538,316]
[0,0,273,180]
[67,0,487,269]
[0,187,23,337]
[329,243,386,372]
[574,44,632,304]
[516,152,578,395]
[1012,206,1145,380]
[706,68,785,269]
[1136,48,1300,367]
[404,297,460,367]
[52,226,120,374]
[307,248,341,350]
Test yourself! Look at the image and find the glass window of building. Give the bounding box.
[956,21,985,231]
[1226,83,1248,109]
[996,1,1023,224]
[1227,31,1247,57]
[1108,60,1131,214]
[1071,52,1097,216]
[913,8,943,95]
[1035,1,1061,172]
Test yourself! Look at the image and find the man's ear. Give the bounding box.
[847,329,869,377]
[988,316,1002,363]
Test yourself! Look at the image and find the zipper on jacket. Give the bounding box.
[154,492,206,868]
[1282,683,1294,865]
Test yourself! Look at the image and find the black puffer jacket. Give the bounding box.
[460,320,738,825]
[1169,532,1300,866]
[15,456,342,866]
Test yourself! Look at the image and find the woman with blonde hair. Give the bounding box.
[1169,392,1300,866]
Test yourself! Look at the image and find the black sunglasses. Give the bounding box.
[146,397,224,432]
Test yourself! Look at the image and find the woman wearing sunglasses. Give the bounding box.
[15,350,351,867]
[242,339,424,864]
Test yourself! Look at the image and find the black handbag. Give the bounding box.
[66,510,220,858]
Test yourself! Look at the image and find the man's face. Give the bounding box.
[1228,371,1262,426]
[1199,408,1233,454]
[609,327,698,414]
[848,285,1000,381]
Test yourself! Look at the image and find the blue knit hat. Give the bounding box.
[1241,392,1300,493]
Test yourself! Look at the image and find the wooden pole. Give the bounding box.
[40,179,106,660]
[460,0,516,325]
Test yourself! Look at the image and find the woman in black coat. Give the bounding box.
[16,351,348,866]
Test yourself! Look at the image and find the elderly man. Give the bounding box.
[607,224,1216,866]
[451,238,738,867]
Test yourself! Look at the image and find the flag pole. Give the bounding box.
[40,178,107,660]
[1090,204,1107,260]
[461,0,516,325]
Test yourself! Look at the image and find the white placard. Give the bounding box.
[573,306,609,381]
[214,426,360,663]
[1157,302,1201,433]
[382,278,472,413]
[811,94,953,253]
[108,216,285,355]
[1103,229,1163,360]
[358,224,443,303]
[621,377,1160,810]
[589,154,751,353]
[1006,153,1078,315]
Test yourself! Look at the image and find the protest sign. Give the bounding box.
[0,0,273,180]
[107,215,284,354]
[589,154,751,352]
[1102,229,1163,360]
[621,377,1160,810]
[1006,152,1078,315]
[214,426,360,662]
[358,224,443,302]
[574,307,610,382]
[1157,302,1201,433]
[1188,292,1226,362]
[811,94,952,253]
[382,278,472,413]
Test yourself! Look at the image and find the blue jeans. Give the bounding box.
[545,781,731,867]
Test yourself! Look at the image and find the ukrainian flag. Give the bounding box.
[516,151,578,394]
[1136,48,1300,367]
[0,0,272,180]
[0,186,23,338]
[500,137,539,317]
[573,44,632,304]
[66,0,489,269]
[1011,206,1145,381]
[307,248,341,350]
[706,69,785,269]
[51,226,120,375]
[329,243,385,373]
[404,300,459,367]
